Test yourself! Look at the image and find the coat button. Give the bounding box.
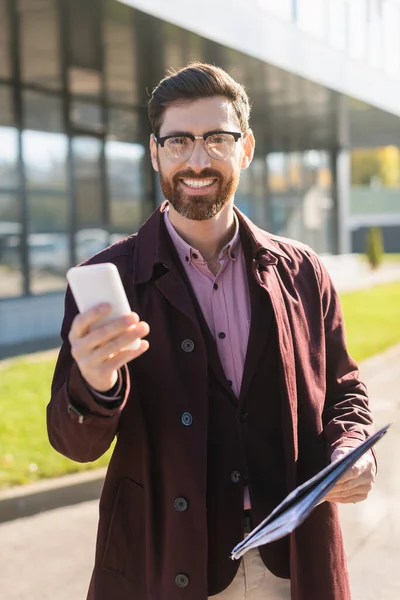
[175,573,190,588]
[181,412,193,426]
[181,339,195,353]
[231,470,242,484]
[174,497,188,511]
[239,410,248,423]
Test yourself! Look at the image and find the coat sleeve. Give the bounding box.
[310,254,375,454]
[46,287,130,463]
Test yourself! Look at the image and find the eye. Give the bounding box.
[208,134,229,145]
[167,136,190,146]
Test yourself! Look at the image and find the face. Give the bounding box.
[150,96,255,221]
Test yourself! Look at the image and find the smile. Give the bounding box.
[181,179,216,189]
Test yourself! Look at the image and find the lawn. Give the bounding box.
[340,281,400,363]
[0,353,113,489]
[1,281,400,489]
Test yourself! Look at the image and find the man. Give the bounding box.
[47,63,376,600]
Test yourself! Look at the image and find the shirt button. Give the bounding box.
[181,339,195,353]
[213,283,218,290]
[228,380,233,386]
[239,410,248,423]
[192,253,198,259]
[218,332,226,339]
[231,470,242,484]
[181,412,193,426]
[175,573,190,588]
[231,252,236,259]
[174,497,188,512]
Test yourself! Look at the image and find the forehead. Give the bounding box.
[159,96,240,136]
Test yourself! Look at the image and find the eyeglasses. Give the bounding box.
[153,130,242,163]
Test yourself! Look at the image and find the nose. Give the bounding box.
[186,139,212,172]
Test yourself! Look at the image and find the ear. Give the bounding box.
[150,134,159,172]
[241,129,255,170]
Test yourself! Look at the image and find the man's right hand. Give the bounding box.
[68,304,150,392]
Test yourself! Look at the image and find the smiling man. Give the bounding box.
[47,63,376,600]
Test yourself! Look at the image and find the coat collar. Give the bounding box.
[133,201,290,284]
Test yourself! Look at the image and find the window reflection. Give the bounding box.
[106,141,146,231]
[0,193,23,297]
[72,136,104,234]
[23,131,68,190]
[70,101,103,133]
[267,150,334,253]
[0,0,10,79]
[104,0,137,104]
[0,127,18,189]
[18,0,61,89]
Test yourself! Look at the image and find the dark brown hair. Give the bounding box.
[147,62,251,136]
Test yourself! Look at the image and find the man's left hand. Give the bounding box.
[323,448,377,504]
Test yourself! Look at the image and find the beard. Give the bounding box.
[157,160,241,221]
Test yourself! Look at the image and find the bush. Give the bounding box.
[365,227,384,270]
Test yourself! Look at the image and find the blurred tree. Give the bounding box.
[365,227,384,270]
[351,146,400,187]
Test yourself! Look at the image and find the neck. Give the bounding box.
[168,201,236,261]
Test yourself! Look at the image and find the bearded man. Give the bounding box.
[47,63,376,600]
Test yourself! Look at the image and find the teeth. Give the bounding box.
[182,179,215,188]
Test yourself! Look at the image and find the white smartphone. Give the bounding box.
[66,262,141,350]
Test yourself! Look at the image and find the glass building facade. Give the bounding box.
[0,0,342,305]
[4,0,400,355]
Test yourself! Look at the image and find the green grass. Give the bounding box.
[1,281,400,489]
[0,353,113,489]
[340,281,400,362]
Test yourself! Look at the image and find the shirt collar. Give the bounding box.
[164,209,240,266]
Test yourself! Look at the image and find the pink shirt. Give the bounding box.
[164,211,252,509]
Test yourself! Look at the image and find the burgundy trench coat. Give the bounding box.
[47,202,374,600]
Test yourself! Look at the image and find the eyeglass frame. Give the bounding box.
[152,130,243,162]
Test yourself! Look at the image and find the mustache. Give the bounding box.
[173,169,222,182]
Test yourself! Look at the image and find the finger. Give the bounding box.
[325,480,373,501]
[105,340,150,371]
[69,304,111,343]
[78,314,141,355]
[87,322,149,365]
[327,493,370,504]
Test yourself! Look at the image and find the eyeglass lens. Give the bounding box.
[164,134,237,162]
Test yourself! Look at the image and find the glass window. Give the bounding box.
[23,131,68,190]
[67,0,101,72]
[23,91,68,190]
[106,141,146,232]
[0,192,23,297]
[104,0,137,105]
[70,100,103,133]
[297,0,327,40]
[72,136,103,229]
[27,192,69,294]
[0,86,18,189]
[0,127,18,189]
[108,108,138,143]
[0,0,10,79]
[68,67,102,100]
[23,90,63,132]
[18,0,61,89]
